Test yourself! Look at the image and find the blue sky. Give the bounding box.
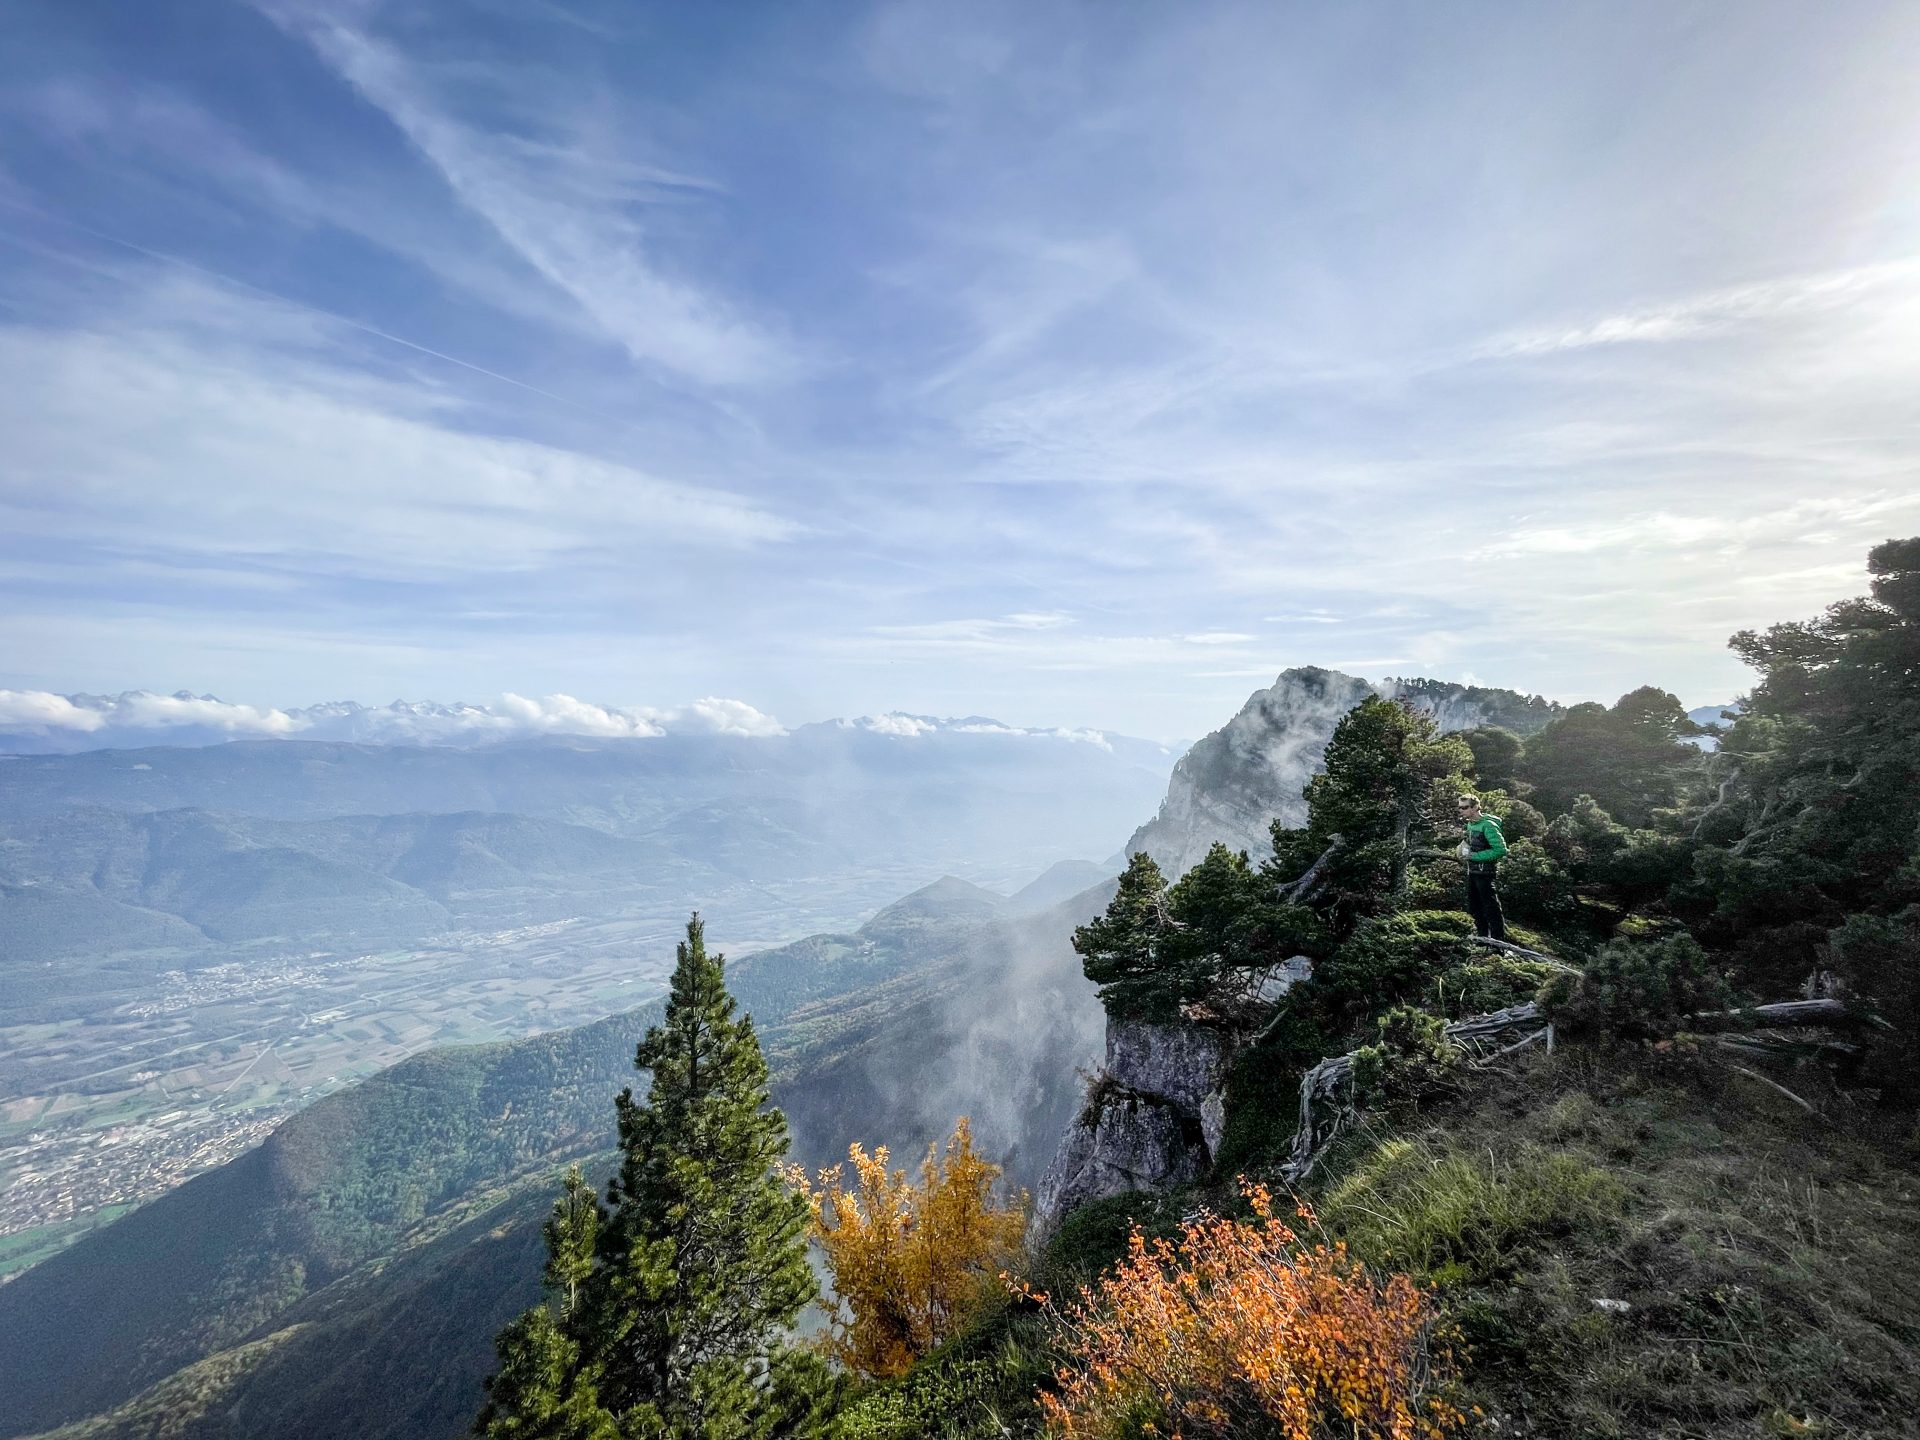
[2,0,1918,739]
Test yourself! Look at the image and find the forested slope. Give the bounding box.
[0,877,1102,1440]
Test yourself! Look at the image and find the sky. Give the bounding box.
[2,0,1918,741]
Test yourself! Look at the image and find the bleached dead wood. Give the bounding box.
[1279,1002,1550,1182]
[1692,998,1881,1030]
[1279,836,1345,904]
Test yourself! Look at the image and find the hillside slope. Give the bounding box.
[0,877,1106,1440]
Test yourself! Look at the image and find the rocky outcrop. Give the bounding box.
[1126,668,1561,877]
[1032,956,1318,1237]
[1033,1018,1231,1235]
[1127,668,1375,877]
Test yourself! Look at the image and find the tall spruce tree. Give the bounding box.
[478,916,824,1440]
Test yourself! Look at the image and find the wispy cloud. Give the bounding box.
[6,1,1920,733]
[1473,259,1920,359]
[266,4,784,385]
[0,279,801,577]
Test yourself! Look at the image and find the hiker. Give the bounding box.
[1456,792,1508,940]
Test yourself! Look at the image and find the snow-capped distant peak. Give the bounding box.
[842,713,1115,749]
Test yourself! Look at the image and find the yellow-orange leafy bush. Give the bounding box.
[1033,1182,1462,1440]
[787,1116,1027,1379]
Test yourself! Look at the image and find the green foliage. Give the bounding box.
[1828,908,1920,1107]
[820,1306,1052,1440]
[1315,910,1482,1014]
[1350,1006,1463,1106]
[480,915,821,1440]
[1323,1135,1627,1287]
[1493,838,1588,933]
[1520,686,1704,826]
[1486,793,1547,841]
[1680,537,1920,1015]
[1073,853,1179,1022]
[1297,697,1476,920]
[1075,846,1325,1023]
[1426,951,1560,1019]
[1459,726,1525,792]
[477,1305,617,1440]
[1538,933,1734,1041]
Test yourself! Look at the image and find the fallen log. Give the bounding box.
[1691,999,1883,1030]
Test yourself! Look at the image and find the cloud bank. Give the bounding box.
[0,692,1141,754]
[0,690,787,749]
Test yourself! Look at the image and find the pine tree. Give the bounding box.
[1073,851,1178,1020]
[478,917,826,1440]
[590,913,821,1438]
[476,1168,618,1440]
[1294,696,1475,918]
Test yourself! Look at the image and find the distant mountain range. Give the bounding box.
[0,723,1175,1021]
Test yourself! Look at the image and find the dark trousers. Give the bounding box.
[1466,870,1506,940]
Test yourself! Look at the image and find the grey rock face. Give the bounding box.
[1199,1089,1228,1160]
[1105,1020,1231,1113]
[1126,667,1375,877]
[1126,667,1561,878]
[1032,1097,1208,1231]
[1032,1019,1232,1235]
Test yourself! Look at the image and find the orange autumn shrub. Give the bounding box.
[1033,1182,1462,1440]
[788,1117,1027,1378]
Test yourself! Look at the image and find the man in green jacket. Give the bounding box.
[1456,793,1508,941]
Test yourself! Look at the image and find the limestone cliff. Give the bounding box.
[1126,667,1559,877]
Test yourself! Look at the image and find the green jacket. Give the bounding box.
[1465,814,1508,865]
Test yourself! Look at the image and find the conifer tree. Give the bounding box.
[478,916,826,1440]
[590,914,821,1437]
[1074,851,1178,1020]
[1292,696,1475,918]
[476,1167,618,1440]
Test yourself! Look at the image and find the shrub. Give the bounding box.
[1032,1182,1463,1439]
[1828,907,1920,1107]
[1317,910,1480,1012]
[788,1119,1027,1379]
[1538,933,1734,1041]
[1426,951,1559,1018]
[827,1328,1052,1440]
[1495,838,1588,933]
[1351,1006,1464,1106]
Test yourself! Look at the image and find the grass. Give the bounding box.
[922,1046,1920,1439]
[1308,1051,1920,1438]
